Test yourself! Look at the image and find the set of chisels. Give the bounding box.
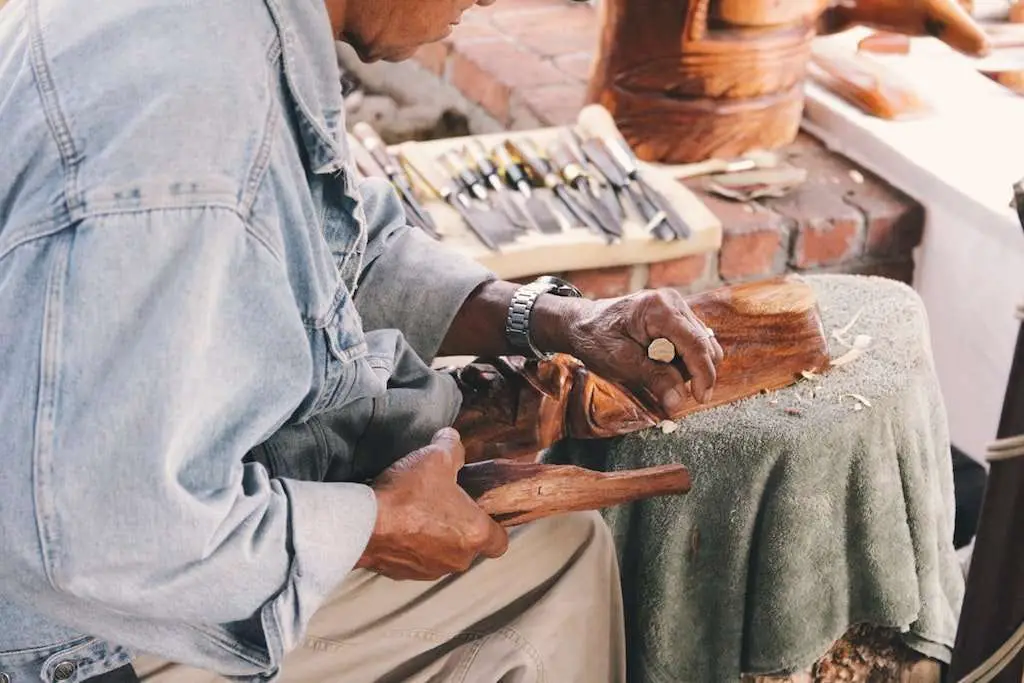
[348,121,692,252]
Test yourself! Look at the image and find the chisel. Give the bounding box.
[597,135,693,240]
[465,141,535,233]
[548,139,622,240]
[399,152,509,251]
[507,138,613,244]
[562,131,624,223]
[493,143,562,234]
[351,123,441,240]
[577,134,674,242]
[438,150,489,204]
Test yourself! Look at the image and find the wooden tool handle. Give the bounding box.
[458,460,691,527]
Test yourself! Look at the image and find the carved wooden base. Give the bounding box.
[593,84,806,164]
[742,624,941,682]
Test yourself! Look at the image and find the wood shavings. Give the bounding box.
[659,420,679,434]
[832,307,865,341]
[831,347,865,367]
[853,403,864,412]
[801,370,821,380]
[843,393,873,408]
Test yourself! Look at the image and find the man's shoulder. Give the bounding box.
[31,0,288,207]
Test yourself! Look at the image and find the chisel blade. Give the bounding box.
[494,142,561,234]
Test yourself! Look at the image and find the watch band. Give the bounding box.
[505,276,582,360]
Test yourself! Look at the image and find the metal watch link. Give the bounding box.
[505,276,583,360]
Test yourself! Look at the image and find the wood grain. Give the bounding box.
[453,275,831,463]
[458,459,691,527]
[586,0,987,163]
[808,49,932,120]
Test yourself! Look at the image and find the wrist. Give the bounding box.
[528,294,589,357]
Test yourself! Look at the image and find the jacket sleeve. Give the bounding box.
[35,206,376,654]
[351,176,495,363]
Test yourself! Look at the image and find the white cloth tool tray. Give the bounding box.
[387,106,722,280]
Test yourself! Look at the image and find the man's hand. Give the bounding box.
[356,428,509,581]
[533,289,724,417]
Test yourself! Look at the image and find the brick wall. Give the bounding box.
[348,0,925,297]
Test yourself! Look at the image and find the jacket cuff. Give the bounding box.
[270,479,376,650]
[355,228,495,364]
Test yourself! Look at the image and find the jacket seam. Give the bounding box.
[32,230,74,590]
[27,0,83,218]
[238,43,282,221]
[261,0,341,167]
[1,204,286,267]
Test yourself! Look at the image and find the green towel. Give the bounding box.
[547,274,963,681]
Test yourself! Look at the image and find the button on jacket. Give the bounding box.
[0,0,492,680]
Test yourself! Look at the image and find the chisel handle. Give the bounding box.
[494,144,532,195]
[458,460,691,527]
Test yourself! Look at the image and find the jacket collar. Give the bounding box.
[263,0,349,174]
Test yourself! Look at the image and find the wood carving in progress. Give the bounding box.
[452,275,831,464]
[587,0,988,162]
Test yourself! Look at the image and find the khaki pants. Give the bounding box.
[135,512,625,683]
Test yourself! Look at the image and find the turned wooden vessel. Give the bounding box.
[587,0,988,163]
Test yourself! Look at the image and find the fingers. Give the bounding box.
[431,427,465,470]
[636,357,690,416]
[476,516,510,559]
[641,292,718,405]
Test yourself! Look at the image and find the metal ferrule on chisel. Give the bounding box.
[439,151,488,203]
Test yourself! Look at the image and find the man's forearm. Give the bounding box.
[438,280,584,358]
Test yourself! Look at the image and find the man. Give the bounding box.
[0,0,722,681]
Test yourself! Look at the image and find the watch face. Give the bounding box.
[536,276,582,298]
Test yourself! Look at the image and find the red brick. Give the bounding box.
[791,218,863,269]
[554,52,596,83]
[412,42,449,77]
[490,6,599,58]
[516,83,586,126]
[449,50,511,123]
[449,41,570,123]
[863,205,924,258]
[455,40,570,89]
[839,169,924,258]
[683,185,789,282]
[566,266,634,298]
[720,230,787,281]
[647,254,711,289]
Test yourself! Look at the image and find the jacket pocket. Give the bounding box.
[309,285,389,415]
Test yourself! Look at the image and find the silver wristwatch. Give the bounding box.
[505,276,583,360]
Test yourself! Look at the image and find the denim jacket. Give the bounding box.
[0,0,492,680]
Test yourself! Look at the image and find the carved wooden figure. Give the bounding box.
[587,0,988,163]
[452,275,830,463]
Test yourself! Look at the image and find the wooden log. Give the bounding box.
[587,0,987,163]
[452,275,830,463]
[457,460,691,527]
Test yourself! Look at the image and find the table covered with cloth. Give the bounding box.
[546,274,964,681]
